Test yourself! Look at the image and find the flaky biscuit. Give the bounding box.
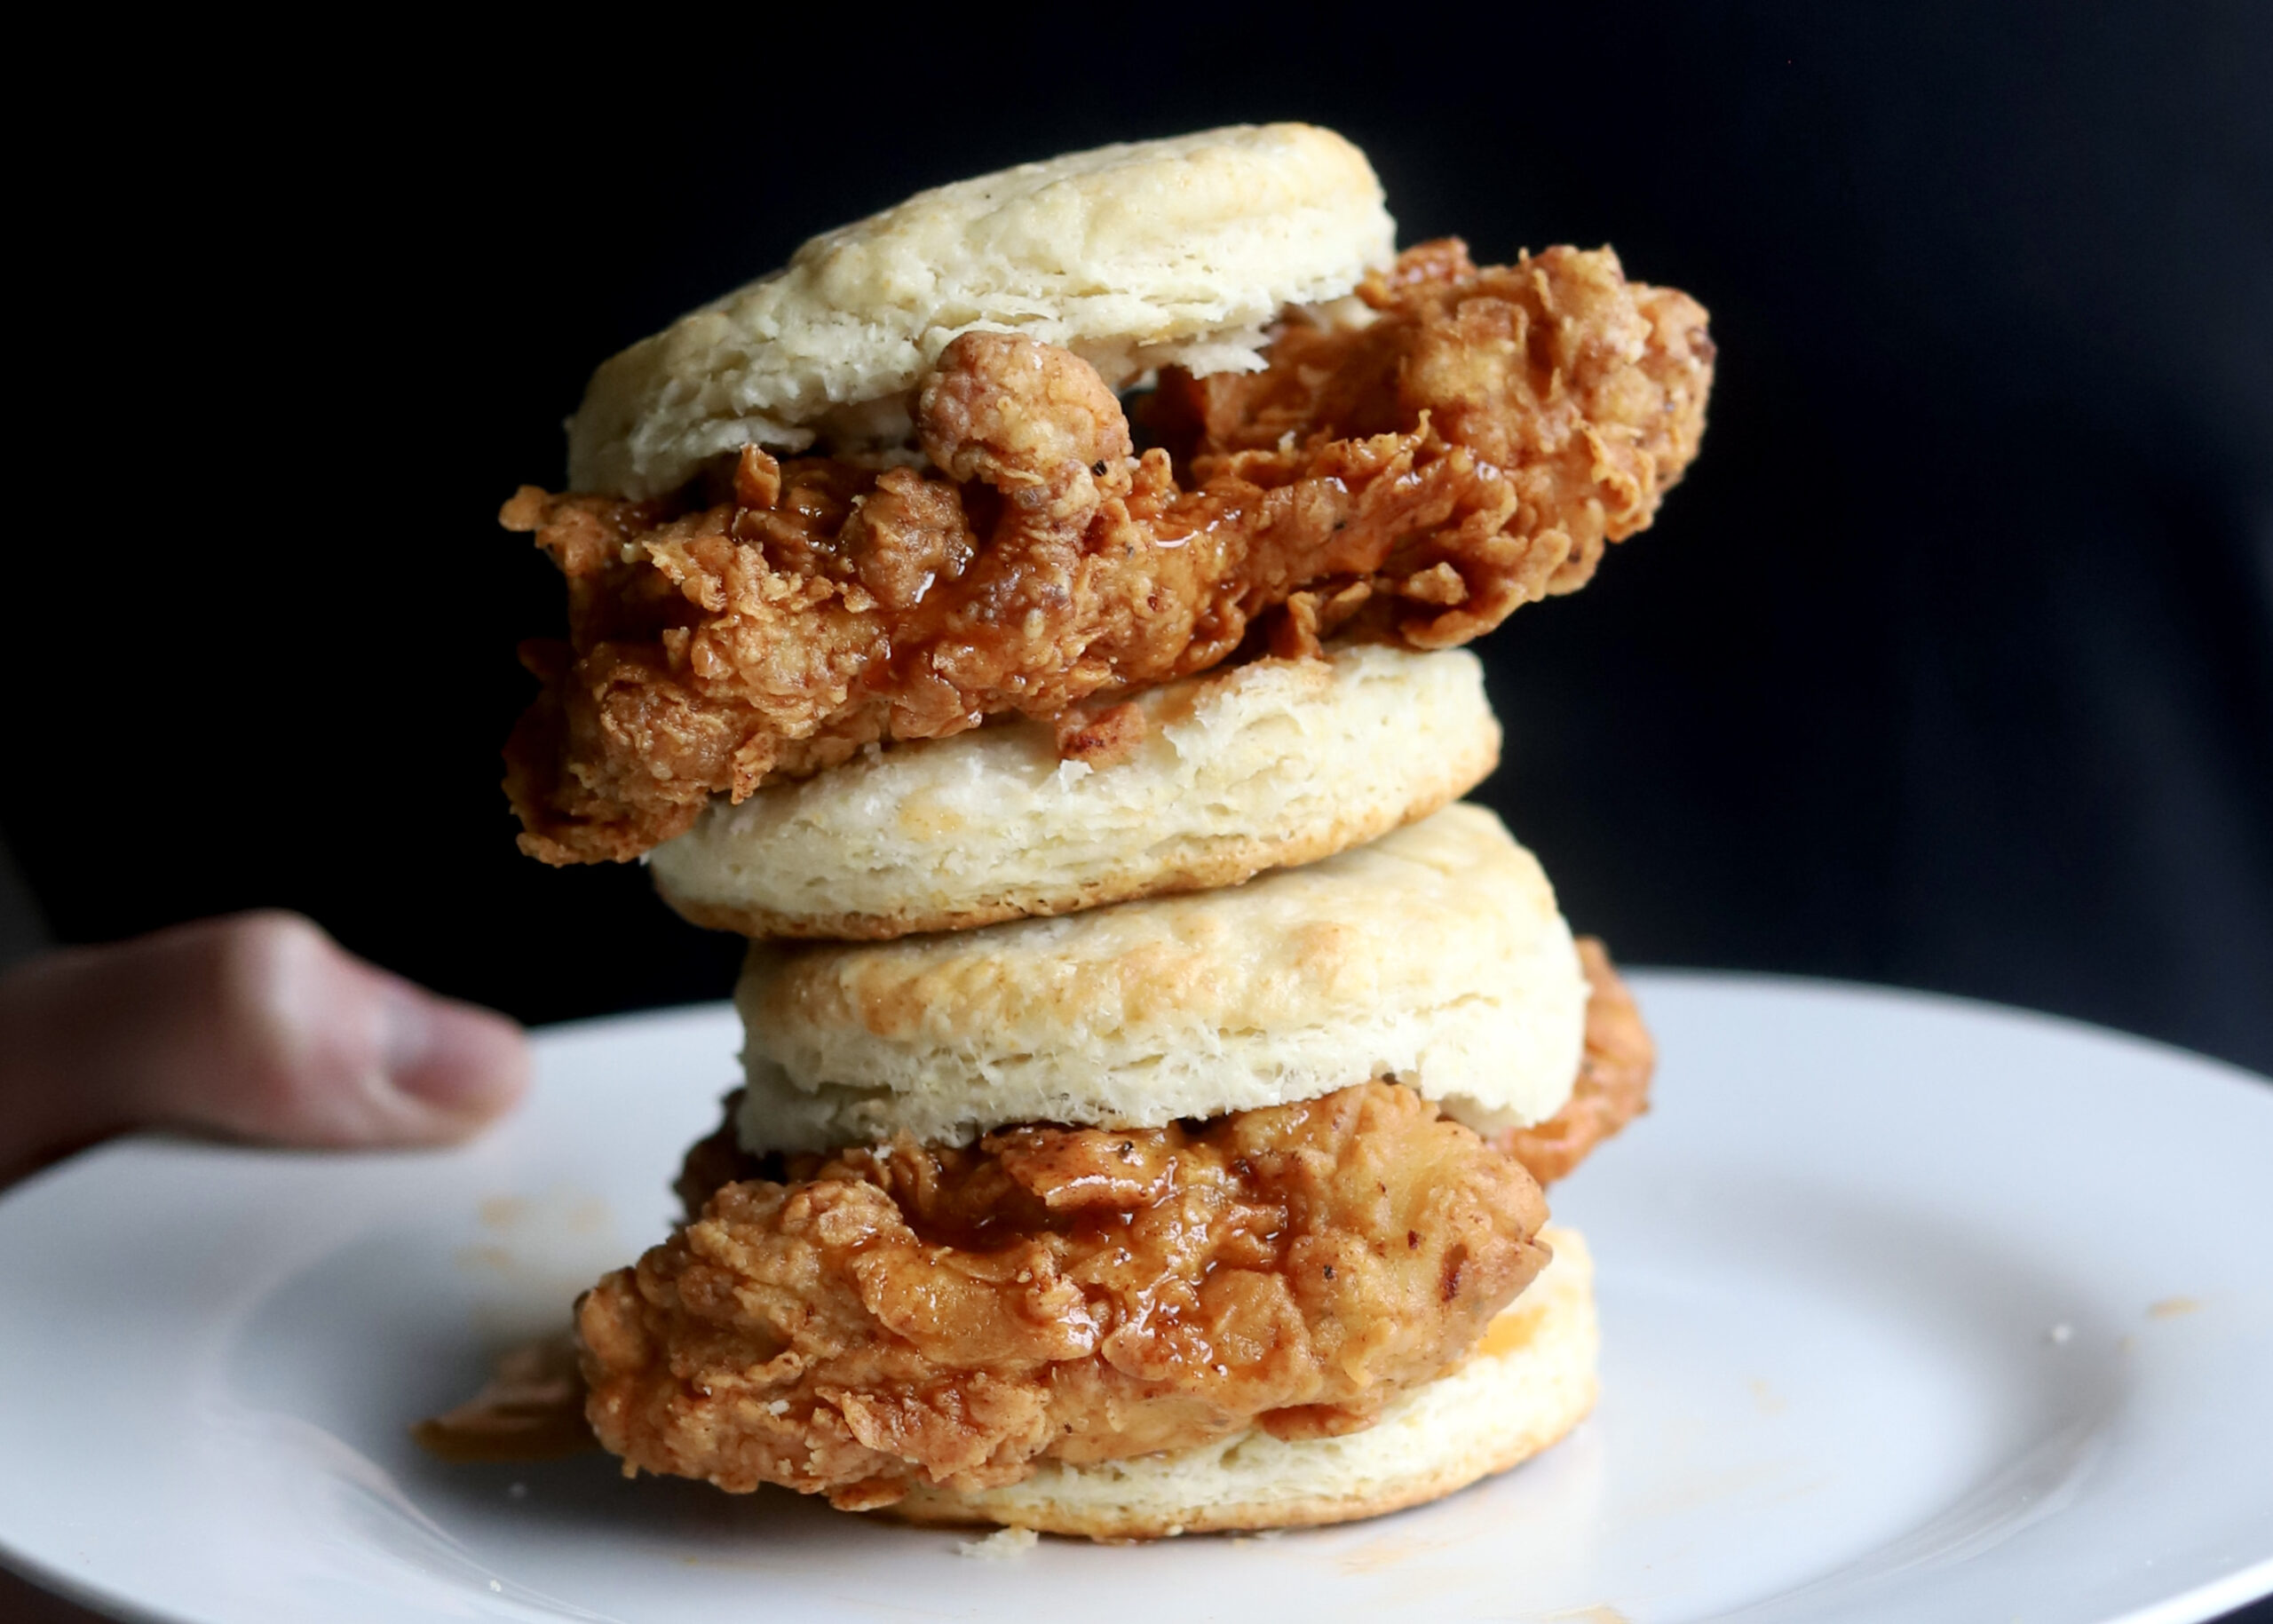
[650,646,1500,941]
[891,1227,1596,1540]
[731,804,1587,1153]
[568,123,1393,498]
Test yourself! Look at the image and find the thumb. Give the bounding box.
[0,911,530,1178]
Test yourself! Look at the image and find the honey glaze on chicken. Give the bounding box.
[577,1081,1550,1509]
[503,242,1714,864]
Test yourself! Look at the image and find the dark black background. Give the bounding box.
[3,6,2270,1620]
[9,0,2269,1081]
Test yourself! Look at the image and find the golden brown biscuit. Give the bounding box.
[569,123,1393,498]
[732,804,1588,1153]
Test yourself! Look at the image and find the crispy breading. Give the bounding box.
[504,242,1713,863]
[578,1081,1548,1508]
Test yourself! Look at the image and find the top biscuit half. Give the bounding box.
[567,123,1393,499]
[731,803,1588,1154]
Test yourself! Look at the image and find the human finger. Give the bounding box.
[0,911,529,1178]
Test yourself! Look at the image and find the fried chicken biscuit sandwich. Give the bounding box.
[500,123,1711,935]
[588,807,1655,1536]
[484,124,1706,1537]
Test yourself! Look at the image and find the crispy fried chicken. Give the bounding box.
[578,1081,1548,1508]
[505,242,1713,864]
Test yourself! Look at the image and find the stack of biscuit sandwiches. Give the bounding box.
[497,125,1709,1538]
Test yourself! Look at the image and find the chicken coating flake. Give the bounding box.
[503,242,1714,864]
[577,1081,1550,1508]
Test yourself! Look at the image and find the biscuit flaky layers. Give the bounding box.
[569,124,1393,499]
[650,644,1499,940]
[891,1228,1596,1539]
[732,803,1586,1153]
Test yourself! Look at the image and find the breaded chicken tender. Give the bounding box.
[504,242,1713,864]
[577,1081,1548,1509]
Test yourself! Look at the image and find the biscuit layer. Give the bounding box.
[651,645,1499,940]
[569,123,1392,498]
[733,804,1587,1153]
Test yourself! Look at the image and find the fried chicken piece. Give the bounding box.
[505,242,1714,863]
[1495,937,1656,1184]
[578,1081,1548,1509]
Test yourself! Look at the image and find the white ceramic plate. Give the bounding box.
[2,974,2269,1624]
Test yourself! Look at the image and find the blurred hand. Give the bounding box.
[0,911,529,1186]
